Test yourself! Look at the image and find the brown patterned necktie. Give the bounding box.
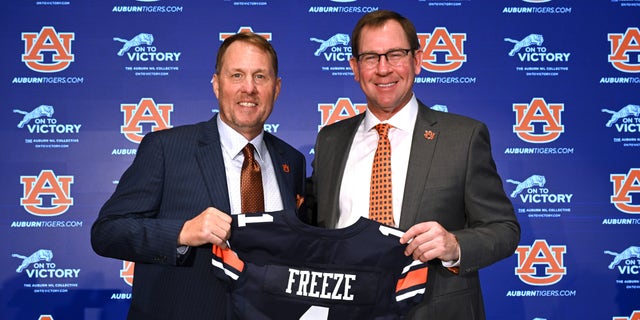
[240,143,264,213]
[369,123,395,226]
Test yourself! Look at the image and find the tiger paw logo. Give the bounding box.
[120,261,135,286]
[610,168,640,214]
[22,26,75,73]
[121,98,173,143]
[513,97,564,143]
[417,27,466,73]
[515,239,566,286]
[318,97,366,131]
[20,170,74,216]
[608,27,640,73]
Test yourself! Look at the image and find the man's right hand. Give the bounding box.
[178,207,232,248]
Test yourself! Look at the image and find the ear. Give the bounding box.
[274,76,282,100]
[212,74,220,99]
[413,50,423,76]
[349,57,360,82]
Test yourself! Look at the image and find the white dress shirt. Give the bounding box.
[217,116,283,215]
[337,95,418,228]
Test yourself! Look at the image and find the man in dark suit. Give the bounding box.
[311,10,520,320]
[91,32,306,320]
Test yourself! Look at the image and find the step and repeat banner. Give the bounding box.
[1,0,639,319]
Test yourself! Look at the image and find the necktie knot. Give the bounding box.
[242,143,255,157]
[242,144,260,173]
[374,123,391,139]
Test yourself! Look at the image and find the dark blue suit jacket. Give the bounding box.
[91,115,306,320]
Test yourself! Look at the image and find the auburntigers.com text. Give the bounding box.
[12,77,84,84]
[506,290,577,297]
[504,148,575,154]
[415,77,477,84]
[11,221,83,228]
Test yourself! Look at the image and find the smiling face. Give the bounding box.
[349,20,422,121]
[213,40,281,140]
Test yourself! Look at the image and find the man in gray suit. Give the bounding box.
[91,32,306,320]
[311,10,520,320]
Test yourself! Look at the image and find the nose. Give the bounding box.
[376,55,392,73]
[241,77,257,93]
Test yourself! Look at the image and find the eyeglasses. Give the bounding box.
[356,49,413,68]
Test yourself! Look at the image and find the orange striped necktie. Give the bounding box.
[240,143,264,213]
[369,123,394,226]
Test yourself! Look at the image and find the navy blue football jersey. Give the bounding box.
[211,209,428,320]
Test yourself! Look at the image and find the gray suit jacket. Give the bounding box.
[311,101,519,320]
[91,115,306,320]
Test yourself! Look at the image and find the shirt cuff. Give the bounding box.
[441,258,460,268]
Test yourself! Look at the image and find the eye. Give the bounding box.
[363,54,376,61]
[228,73,245,83]
[361,54,378,63]
[388,51,405,59]
[254,73,271,84]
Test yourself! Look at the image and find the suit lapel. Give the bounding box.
[195,115,231,213]
[399,102,439,230]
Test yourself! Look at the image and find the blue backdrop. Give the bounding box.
[2,1,639,319]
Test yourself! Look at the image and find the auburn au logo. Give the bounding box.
[515,239,566,286]
[614,310,640,320]
[38,316,54,320]
[610,168,640,214]
[608,27,640,73]
[417,27,467,73]
[120,261,135,286]
[513,97,564,143]
[219,26,272,41]
[22,26,75,73]
[318,97,366,131]
[121,98,173,143]
[20,170,73,217]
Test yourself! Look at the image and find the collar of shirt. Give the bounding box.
[363,93,419,134]
[217,116,266,162]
